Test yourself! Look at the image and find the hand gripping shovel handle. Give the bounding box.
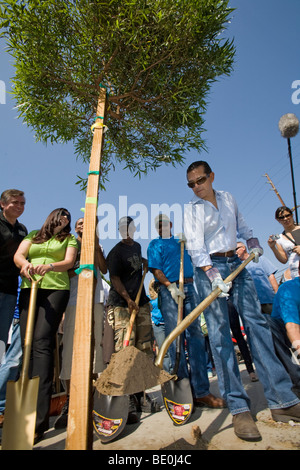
[155,253,255,369]
[123,268,148,347]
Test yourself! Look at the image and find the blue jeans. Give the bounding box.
[0,292,17,365]
[0,320,22,413]
[152,323,172,372]
[265,316,300,393]
[194,255,300,414]
[159,282,210,398]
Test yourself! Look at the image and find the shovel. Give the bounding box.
[161,240,193,426]
[155,253,256,369]
[93,269,147,443]
[1,273,42,450]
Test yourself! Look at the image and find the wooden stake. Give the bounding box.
[65,88,106,450]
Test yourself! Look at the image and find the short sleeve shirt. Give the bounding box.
[107,241,149,307]
[147,236,194,282]
[271,277,300,325]
[21,230,78,290]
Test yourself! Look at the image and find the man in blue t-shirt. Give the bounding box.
[147,214,226,409]
[266,266,300,398]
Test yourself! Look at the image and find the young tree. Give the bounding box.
[0,0,235,449]
[1,0,234,185]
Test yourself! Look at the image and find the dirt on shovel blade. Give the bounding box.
[95,346,174,396]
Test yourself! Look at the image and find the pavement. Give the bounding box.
[1,364,298,453]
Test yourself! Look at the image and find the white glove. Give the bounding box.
[167,282,185,304]
[206,267,232,298]
[175,233,186,243]
[211,276,232,298]
[246,237,263,263]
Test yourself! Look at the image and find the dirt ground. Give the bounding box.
[19,363,300,452]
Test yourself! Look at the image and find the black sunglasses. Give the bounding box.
[187,174,210,189]
[61,211,71,220]
[277,213,292,220]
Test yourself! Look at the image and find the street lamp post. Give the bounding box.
[278,113,299,224]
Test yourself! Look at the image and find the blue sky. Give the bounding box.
[1,0,300,288]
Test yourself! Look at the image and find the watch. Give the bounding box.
[49,263,54,271]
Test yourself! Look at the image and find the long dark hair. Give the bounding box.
[32,208,71,244]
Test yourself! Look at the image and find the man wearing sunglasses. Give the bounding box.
[184,160,300,441]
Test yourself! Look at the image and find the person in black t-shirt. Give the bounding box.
[106,216,150,352]
[0,189,27,364]
[106,217,160,421]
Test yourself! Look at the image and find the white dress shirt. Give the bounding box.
[184,190,253,267]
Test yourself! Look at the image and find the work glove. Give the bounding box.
[205,267,232,298]
[175,232,186,243]
[246,237,263,263]
[167,282,185,304]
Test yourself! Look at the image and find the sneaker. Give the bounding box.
[137,393,160,413]
[54,395,69,429]
[127,395,140,424]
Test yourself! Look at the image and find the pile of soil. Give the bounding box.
[95,346,173,396]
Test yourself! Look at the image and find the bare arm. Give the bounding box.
[14,239,34,280]
[285,322,300,351]
[95,245,107,274]
[14,240,78,279]
[151,268,170,287]
[110,275,139,314]
[268,273,279,293]
[267,237,288,264]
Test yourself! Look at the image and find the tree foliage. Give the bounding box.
[0,0,235,187]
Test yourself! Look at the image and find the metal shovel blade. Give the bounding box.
[161,378,193,426]
[93,391,129,443]
[1,375,40,450]
[161,240,193,426]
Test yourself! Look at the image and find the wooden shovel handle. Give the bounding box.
[123,268,148,347]
[177,240,185,325]
[172,240,185,375]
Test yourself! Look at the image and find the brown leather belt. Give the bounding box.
[173,278,194,284]
[211,250,236,258]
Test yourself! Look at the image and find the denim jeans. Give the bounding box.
[159,282,210,398]
[152,323,172,372]
[194,255,300,414]
[265,316,300,394]
[0,292,17,365]
[0,321,22,413]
